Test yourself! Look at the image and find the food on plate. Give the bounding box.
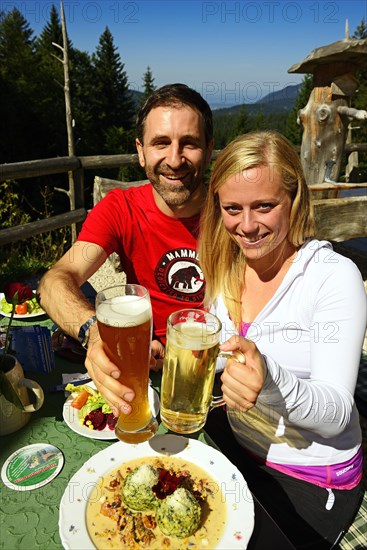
[65,383,117,431]
[122,464,159,511]
[15,302,27,315]
[1,295,43,316]
[156,487,201,538]
[121,464,200,536]
[87,455,226,549]
[70,389,90,410]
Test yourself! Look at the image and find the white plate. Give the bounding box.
[59,434,255,549]
[0,292,45,319]
[63,382,160,440]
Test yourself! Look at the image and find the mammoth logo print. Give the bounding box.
[155,248,205,302]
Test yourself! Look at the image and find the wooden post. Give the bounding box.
[288,29,367,187]
[297,65,359,187]
[345,123,359,183]
[52,0,78,242]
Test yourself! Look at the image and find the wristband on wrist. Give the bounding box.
[77,315,97,349]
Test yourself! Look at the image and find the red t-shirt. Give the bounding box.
[77,184,205,343]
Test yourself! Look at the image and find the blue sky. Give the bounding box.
[3,0,367,107]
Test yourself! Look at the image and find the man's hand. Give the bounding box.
[220,336,267,412]
[85,328,135,417]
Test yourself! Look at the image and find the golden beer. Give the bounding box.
[96,287,157,443]
[161,313,221,434]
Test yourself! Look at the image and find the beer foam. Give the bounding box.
[170,322,219,350]
[97,295,151,327]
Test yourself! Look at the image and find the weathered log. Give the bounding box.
[345,143,367,153]
[288,33,367,187]
[288,37,367,76]
[298,87,349,184]
[55,0,78,242]
[92,176,149,272]
[0,147,365,183]
[93,176,149,205]
[0,209,86,245]
[313,196,367,241]
[0,156,80,181]
[79,154,140,169]
[337,106,367,120]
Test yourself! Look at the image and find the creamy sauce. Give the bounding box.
[87,456,227,549]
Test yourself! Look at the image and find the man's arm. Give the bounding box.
[37,241,107,337]
[37,241,135,416]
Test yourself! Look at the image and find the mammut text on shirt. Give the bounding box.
[155,247,204,302]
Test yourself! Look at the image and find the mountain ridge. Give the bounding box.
[212,83,302,115]
[128,83,302,116]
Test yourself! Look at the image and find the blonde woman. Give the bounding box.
[199,131,366,549]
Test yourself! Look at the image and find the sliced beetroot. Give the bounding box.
[84,408,107,430]
[107,413,118,430]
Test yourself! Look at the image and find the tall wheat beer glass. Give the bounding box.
[160,309,225,434]
[95,284,158,443]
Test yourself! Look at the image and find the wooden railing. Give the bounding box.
[0,147,366,246]
[0,153,142,245]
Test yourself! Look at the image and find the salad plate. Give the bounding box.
[59,434,255,549]
[0,292,45,319]
[63,382,160,440]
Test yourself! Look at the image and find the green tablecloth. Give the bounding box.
[1,314,324,550]
[0,313,54,330]
[0,352,213,550]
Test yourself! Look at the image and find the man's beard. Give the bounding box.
[151,180,194,206]
[146,166,202,206]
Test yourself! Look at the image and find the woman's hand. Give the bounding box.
[150,339,165,372]
[220,336,267,412]
[85,328,135,417]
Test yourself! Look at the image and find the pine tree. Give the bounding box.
[91,27,135,154]
[353,16,367,39]
[69,48,95,155]
[35,4,64,54]
[254,109,266,130]
[34,4,67,156]
[0,8,41,162]
[231,105,252,139]
[142,66,155,101]
[284,74,313,145]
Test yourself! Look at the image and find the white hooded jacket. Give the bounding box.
[212,240,366,466]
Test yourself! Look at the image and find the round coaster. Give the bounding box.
[1,443,64,491]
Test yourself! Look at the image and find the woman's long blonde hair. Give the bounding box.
[199,130,315,325]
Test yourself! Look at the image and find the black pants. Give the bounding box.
[204,407,364,549]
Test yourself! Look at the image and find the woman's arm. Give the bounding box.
[220,261,367,438]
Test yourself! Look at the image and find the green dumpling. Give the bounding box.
[122,464,159,511]
[156,487,201,538]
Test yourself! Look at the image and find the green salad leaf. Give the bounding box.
[27,297,43,314]
[0,296,43,315]
[0,298,12,314]
[65,383,112,421]
[64,383,97,396]
[78,393,113,419]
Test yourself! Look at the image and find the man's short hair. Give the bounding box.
[136,83,213,146]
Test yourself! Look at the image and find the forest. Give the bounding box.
[0,5,366,280]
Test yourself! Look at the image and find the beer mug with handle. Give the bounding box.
[160,309,230,434]
[95,284,158,443]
